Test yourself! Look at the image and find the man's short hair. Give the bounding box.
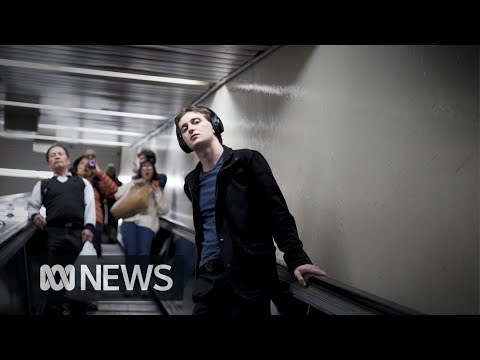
[137,148,156,164]
[174,105,223,144]
[45,144,69,162]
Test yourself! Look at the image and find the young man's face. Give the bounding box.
[47,146,71,173]
[178,111,216,151]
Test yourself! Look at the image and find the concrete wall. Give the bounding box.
[125,45,479,314]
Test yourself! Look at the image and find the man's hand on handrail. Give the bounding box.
[294,264,328,287]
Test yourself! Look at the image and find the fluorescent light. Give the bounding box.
[0,58,210,86]
[0,131,130,147]
[0,100,167,121]
[0,168,52,179]
[0,121,145,137]
[39,124,145,137]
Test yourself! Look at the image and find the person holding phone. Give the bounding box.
[71,152,118,258]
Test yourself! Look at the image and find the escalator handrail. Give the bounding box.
[277,264,423,315]
[158,217,424,315]
[306,273,423,315]
[0,222,36,268]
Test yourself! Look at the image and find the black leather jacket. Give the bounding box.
[184,145,312,295]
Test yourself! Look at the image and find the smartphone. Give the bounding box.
[88,158,96,169]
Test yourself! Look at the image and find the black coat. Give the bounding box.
[184,145,312,296]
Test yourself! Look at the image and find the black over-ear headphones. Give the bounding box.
[176,107,224,153]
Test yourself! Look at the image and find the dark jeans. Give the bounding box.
[120,222,155,292]
[192,271,271,318]
[120,222,154,256]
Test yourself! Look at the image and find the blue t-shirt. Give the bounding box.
[198,155,224,267]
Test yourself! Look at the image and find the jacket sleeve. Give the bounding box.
[153,188,170,216]
[82,178,96,231]
[249,150,312,271]
[27,180,42,221]
[97,169,118,199]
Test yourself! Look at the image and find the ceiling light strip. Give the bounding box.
[0,121,145,137]
[0,131,129,147]
[40,124,145,137]
[0,58,210,86]
[0,100,167,121]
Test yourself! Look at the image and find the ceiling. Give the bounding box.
[0,45,276,149]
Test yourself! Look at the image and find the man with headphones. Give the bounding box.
[175,105,327,317]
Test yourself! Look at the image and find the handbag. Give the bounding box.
[110,182,150,220]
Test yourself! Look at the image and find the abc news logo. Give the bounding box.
[39,264,173,292]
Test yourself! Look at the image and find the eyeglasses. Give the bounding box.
[141,166,153,170]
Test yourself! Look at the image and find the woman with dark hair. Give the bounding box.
[114,160,170,294]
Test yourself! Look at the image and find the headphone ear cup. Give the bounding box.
[176,129,193,153]
[211,114,224,134]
